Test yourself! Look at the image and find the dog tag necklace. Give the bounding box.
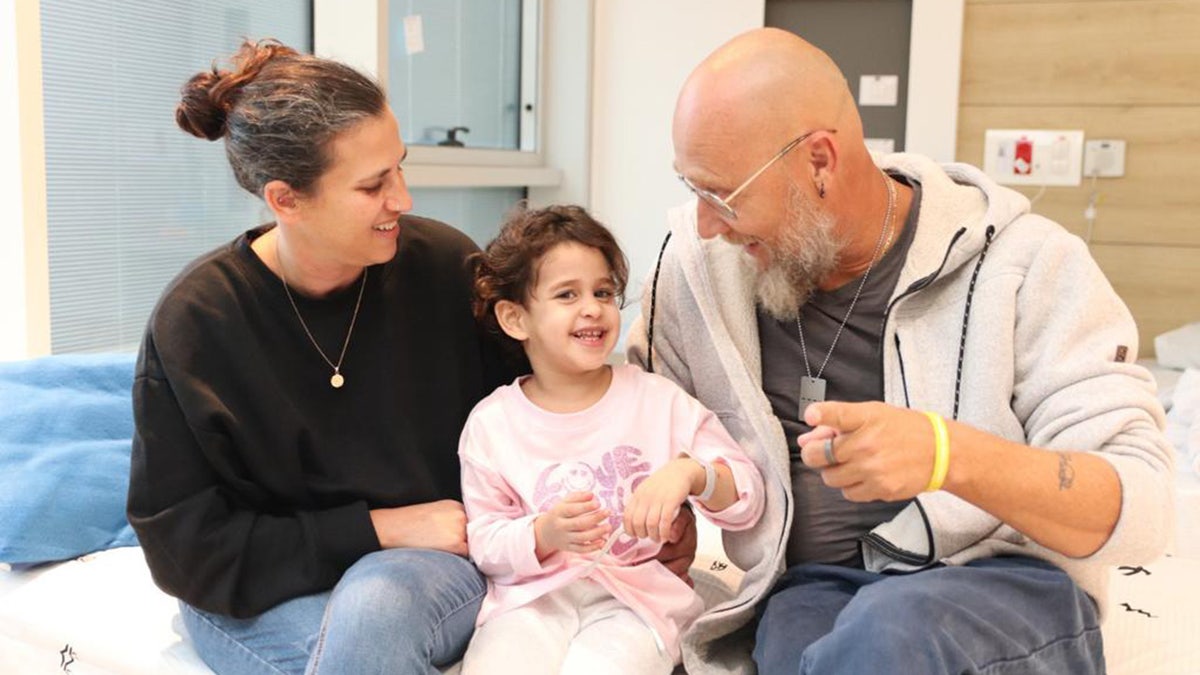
[279,251,367,389]
[797,171,895,418]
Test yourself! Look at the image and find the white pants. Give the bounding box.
[461,579,677,675]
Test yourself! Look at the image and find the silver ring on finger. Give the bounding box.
[823,437,838,466]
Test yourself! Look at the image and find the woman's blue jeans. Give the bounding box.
[753,555,1104,675]
[179,548,485,675]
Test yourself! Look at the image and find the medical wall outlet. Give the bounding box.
[983,129,1085,186]
[1083,139,1126,178]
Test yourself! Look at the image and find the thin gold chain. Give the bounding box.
[279,250,368,381]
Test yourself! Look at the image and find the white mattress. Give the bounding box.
[0,547,736,675]
[1,542,1198,674]
[1173,470,1200,559]
[1103,555,1200,674]
[0,547,211,675]
[1141,358,1185,404]
[1140,357,1200,557]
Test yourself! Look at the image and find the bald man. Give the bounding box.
[628,28,1172,674]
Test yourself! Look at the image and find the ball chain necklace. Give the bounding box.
[277,242,367,389]
[796,171,896,418]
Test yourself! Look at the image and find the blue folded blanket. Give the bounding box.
[0,353,140,565]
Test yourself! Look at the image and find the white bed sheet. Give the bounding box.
[1141,358,1200,557]
[0,547,744,675]
[0,547,211,675]
[1140,358,1185,408]
[1103,555,1200,674]
[2,541,1199,674]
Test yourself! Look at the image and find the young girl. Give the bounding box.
[459,204,765,674]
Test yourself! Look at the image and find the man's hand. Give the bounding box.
[797,400,1123,558]
[534,492,611,559]
[369,500,470,555]
[797,401,937,502]
[623,458,703,542]
[654,503,697,586]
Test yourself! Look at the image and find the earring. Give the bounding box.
[818,184,826,199]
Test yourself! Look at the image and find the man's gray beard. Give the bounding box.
[754,190,842,321]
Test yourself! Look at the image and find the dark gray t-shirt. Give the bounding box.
[758,174,922,568]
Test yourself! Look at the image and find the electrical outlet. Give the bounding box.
[1083,140,1126,178]
[983,129,1085,186]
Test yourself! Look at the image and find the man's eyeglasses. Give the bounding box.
[677,128,836,221]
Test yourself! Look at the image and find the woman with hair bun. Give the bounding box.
[127,39,696,675]
[129,38,509,674]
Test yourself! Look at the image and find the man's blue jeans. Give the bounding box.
[179,548,485,675]
[753,556,1103,675]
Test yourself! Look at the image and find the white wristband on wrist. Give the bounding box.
[694,457,717,503]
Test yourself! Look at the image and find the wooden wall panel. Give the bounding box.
[957,0,1200,356]
[961,1,1200,106]
[957,106,1200,246]
[1092,244,1200,357]
[970,0,1136,5]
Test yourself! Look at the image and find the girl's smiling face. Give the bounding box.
[503,241,622,380]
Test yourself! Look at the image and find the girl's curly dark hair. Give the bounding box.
[473,204,629,351]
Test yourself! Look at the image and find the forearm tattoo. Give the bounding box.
[1057,453,1076,491]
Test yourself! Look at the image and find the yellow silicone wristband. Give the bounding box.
[923,411,950,492]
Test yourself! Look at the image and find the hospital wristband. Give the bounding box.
[923,411,950,492]
[692,457,717,503]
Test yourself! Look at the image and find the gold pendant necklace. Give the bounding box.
[278,245,367,389]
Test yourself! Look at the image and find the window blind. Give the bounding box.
[39,0,312,353]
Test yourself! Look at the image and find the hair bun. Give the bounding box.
[175,39,300,141]
[175,69,229,141]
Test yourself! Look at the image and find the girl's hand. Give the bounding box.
[534,491,611,558]
[623,458,704,542]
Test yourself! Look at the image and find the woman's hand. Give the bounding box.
[369,500,469,555]
[623,458,704,542]
[654,504,697,585]
[534,492,611,559]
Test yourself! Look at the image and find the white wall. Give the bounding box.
[527,0,593,208]
[590,1,766,336]
[906,0,964,163]
[0,0,28,360]
[313,0,383,79]
[1,0,49,360]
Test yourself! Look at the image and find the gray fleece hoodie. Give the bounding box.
[627,154,1174,674]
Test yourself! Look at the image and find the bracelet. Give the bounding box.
[694,457,717,502]
[923,411,950,492]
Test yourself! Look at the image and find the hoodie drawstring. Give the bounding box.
[952,225,995,420]
[646,231,673,374]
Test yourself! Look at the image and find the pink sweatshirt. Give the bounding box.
[459,364,765,660]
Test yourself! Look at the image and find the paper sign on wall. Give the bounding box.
[865,138,895,155]
[859,75,899,107]
[403,15,425,55]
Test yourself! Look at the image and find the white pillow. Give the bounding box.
[1155,322,1200,370]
